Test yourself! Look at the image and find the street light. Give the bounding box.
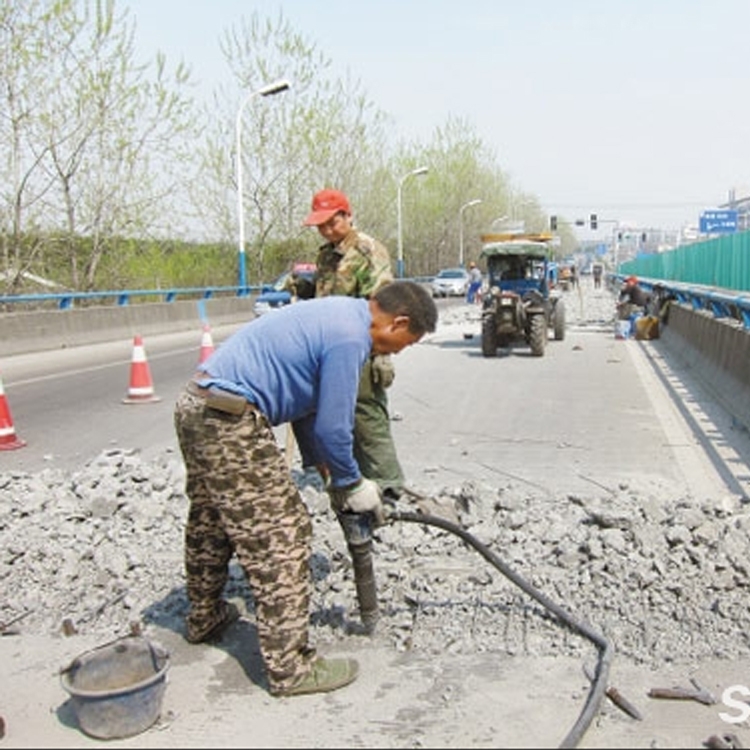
[396,166,429,278]
[490,214,508,229]
[459,199,482,267]
[235,78,290,291]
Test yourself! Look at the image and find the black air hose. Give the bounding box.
[388,509,613,750]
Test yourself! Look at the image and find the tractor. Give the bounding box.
[479,232,565,357]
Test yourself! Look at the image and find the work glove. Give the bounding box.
[329,478,387,527]
[370,354,395,389]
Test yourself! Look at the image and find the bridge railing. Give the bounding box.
[613,274,750,330]
[0,285,261,310]
[0,277,438,312]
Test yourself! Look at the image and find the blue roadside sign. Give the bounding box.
[699,209,738,233]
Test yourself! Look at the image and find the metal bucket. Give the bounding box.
[60,635,170,740]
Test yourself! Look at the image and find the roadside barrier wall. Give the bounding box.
[0,297,256,356]
[660,303,750,432]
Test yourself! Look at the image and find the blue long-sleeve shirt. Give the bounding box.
[195,296,371,488]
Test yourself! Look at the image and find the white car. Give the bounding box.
[430,267,470,298]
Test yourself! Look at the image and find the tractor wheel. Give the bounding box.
[529,314,547,357]
[481,314,498,357]
[553,299,566,341]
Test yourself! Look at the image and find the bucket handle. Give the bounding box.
[59,635,169,676]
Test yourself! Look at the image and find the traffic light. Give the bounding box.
[550,215,558,231]
[590,213,598,230]
[641,232,647,243]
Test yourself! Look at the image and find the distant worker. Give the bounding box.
[617,275,650,320]
[592,263,603,289]
[569,265,578,289]
[466,261,483,304]
[649,282,676,323]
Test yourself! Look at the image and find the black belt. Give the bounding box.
[186,379,253,416]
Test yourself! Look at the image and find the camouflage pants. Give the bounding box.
[173,387,315,694]
[354,359,404,494]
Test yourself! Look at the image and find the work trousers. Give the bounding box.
[173,387,315,694]
[354,358,404,494]
[466,281,482,304]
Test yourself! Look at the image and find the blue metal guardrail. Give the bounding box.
[0,276,439,311]
[613,275,750,330]
[0,285,262,310]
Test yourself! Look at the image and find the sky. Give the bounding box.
[123,0,750,241]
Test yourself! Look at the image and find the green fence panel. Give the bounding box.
[621,230,750,291]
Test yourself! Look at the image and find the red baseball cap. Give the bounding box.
[303,189,351,226]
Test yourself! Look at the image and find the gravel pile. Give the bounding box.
[3,282,749,670]
[2,449,749,669]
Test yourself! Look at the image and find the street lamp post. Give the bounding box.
[459,199,482,267]
[396,166,429,278]
[235,78,290,292]
[490,214,508,229]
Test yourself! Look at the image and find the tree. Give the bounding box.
[390,117,513,274]
[0,3,554,294]
[191,10,390,283]
[0,0,200,291]
[0,0,59,292]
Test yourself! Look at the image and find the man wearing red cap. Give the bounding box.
[617,275,650,320]
[303,188,403,493]
[303,187,404,632]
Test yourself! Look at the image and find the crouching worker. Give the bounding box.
[617,275,650,320]
[173,281,437,697]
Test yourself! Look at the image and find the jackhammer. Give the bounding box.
[336,510,379,633]
[341,490,613,750]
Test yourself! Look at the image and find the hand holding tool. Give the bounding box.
[336,478,386,527]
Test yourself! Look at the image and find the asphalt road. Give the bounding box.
[0,324,243,473]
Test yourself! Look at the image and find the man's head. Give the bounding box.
[626,275,638,286]
[368,281,438,355]
[303,188,353,244]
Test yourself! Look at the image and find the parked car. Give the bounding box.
[430,267,471,298]
[253,263,316,316]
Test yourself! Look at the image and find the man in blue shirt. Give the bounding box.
[173,281,437,698]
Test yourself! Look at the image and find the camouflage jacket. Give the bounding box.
[315,227,394,299]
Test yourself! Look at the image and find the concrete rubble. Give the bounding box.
[2,434,749,671]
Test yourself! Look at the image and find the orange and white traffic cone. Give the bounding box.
[198,324,215,364]
[122,335,161,404]
[0,372,27,450]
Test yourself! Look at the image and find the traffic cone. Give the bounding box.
[198,324,215,364]
[122,335,161,404]
[0,372,27,450]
